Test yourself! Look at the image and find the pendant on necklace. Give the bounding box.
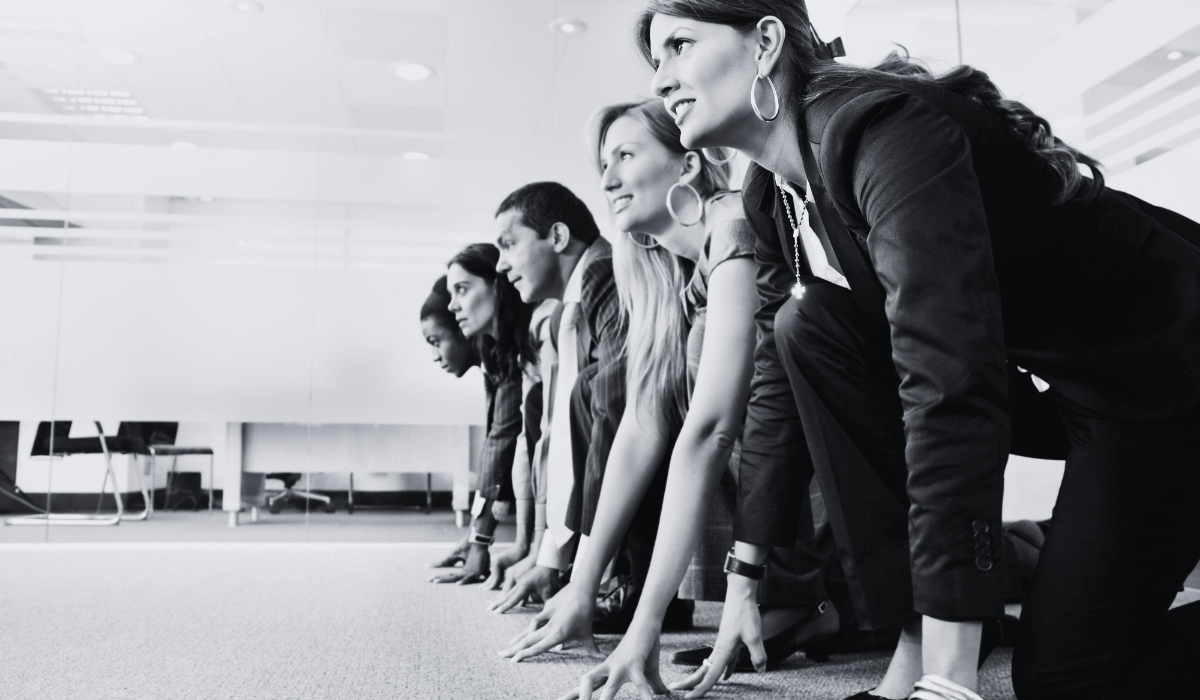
[792,282,806,300]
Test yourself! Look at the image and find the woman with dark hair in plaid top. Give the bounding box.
[427,243,540,587]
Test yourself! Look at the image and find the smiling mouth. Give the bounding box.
[671,99,695,124]
[612,194,632,212]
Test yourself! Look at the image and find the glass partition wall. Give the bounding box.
[2,0,1197,542]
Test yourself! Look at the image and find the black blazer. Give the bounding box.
[748,82,1200,618]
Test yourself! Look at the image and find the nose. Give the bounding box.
[650,60,677,100]
[601,163,621,193]
[496,251,510,274]
[447,296,461,313]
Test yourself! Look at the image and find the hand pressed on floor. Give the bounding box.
[554,622,670,700]
[487,564,560,613]
[429,543,489,585]
[669,578,766,698]
[501,579,603,662]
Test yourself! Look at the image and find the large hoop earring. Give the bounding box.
[626,231,660,250]
[666,182,703,227]
[702,148,735,165]
[750,72,780,122]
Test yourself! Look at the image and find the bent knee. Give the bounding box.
[1012,645,1130,700]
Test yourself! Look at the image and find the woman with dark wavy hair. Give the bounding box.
[587,2,1200,700]
[428,243,541,587]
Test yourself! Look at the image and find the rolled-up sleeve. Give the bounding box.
[821,90,1009,619]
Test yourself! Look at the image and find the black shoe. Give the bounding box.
[843,692,888,700]
[592,578,693,634]
[978,614,1019,667]
[592,576,641,635]
[671,600,837,671]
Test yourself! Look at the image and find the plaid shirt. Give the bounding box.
[476,370,524,501]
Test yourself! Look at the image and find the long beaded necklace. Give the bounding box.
[777,182,808,299]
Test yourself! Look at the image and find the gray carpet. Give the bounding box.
[0,545,1019,700]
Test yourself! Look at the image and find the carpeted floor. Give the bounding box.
[0,543,1020,700]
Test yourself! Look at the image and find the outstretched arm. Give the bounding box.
[570,256,759,700]
[501,377,672,661]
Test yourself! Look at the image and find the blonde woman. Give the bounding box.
[500,98,837,687]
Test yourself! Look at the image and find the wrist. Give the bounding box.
[725,573,760,599]
[468,527,495,547]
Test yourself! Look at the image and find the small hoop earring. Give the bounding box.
[626,231,660,250]
[666,182,703,227]
[702,148,735,165]
[750,72,780,122]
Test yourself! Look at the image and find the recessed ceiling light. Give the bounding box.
[94,45,139,66]
[392,62,434,81]
[403,152,430,161]
[42,87,147,117]
[232,0,264,13]
[550,18,587,35]
[171,141,198,150]
[1166,50,1184,61]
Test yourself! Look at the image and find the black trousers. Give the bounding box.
[778,279,1200,698]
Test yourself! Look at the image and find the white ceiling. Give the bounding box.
[0,0,1196,267]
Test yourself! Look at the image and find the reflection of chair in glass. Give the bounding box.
[5,421,154,526]
[151,445,215,513]
[266,473,335,514]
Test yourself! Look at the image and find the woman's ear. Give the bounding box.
[754,16,787,77]
[679,151,703,187]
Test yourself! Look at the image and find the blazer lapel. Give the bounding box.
[799,141,890,335]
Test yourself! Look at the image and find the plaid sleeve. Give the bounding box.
[476,375,524,501]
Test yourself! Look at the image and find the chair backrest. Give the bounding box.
[30,421,179,455]
[118,422,178,446]
[30,421,72,456]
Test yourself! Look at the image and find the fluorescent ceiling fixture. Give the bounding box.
[42,87,147,118]
[94,45,139,66]
[392,62,434,81]
[232,0,264,13]
[1166,50,1184,61]
[171,141,198,150]
[550,18,587,35]
[402,151,430,161]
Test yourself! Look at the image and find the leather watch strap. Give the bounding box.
[723,548,766,580]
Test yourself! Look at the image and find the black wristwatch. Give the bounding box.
[468,528,494,546]
[723,548,766,580]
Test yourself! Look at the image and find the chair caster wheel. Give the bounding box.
[268,500,283,515]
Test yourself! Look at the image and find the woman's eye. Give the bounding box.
[620,151,632,161]
[672,38,691,54]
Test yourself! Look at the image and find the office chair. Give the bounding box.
[5,421,159,526]
[265,473,336,514]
